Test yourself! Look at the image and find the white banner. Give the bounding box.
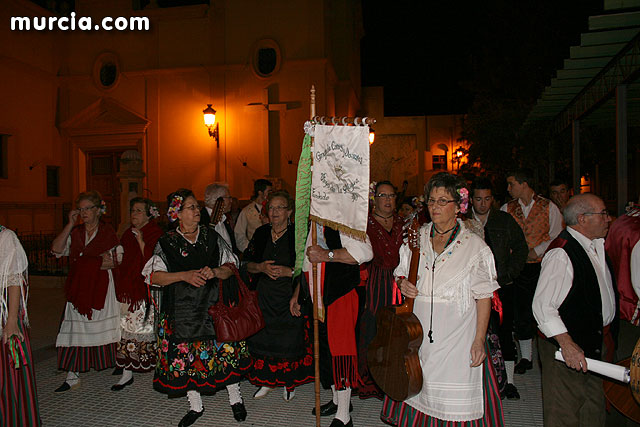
[310,124,370,240]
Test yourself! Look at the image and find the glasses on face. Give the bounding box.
[78,206,97,213]
[268,205,288,212]
[182,204,200,211]
[583,210,610,218]
[427,198,456,207]
[130,208,146,214]
[376,193,397,199]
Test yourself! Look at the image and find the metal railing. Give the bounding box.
[17,231,68,276]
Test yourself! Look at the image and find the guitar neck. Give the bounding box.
[397,245,420,314]
[210,197,224,225]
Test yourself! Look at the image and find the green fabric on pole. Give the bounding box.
[294,133,312,278]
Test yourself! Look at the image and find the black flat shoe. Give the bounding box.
[311,401,353,417]
[111,377,134,391]
[329,418,353,427]
[503,383,520,400]
[112,367,123,376]
[514,358,533,374]
[54,381,79,392]
[231,401,247,422]
[178,409,204,427]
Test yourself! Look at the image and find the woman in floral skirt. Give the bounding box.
[143,188,251,427]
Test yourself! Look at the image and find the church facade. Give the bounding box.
[0,0,363,231]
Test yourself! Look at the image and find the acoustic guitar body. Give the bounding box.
[367,305,423,401]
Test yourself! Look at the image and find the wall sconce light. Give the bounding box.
[203,104,219,148]
[369,127,375,145]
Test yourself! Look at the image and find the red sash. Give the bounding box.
[65,223,119,319]
[116,221,163,310]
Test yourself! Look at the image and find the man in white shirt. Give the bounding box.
[302,225,373,427]
[501,169,563,374]
[533,194,616,427]
[234,179,272,253]
[201,183,240,257]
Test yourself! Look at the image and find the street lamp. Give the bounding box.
[203,104,219,148]
[453,146,467,170]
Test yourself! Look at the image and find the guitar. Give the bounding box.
[367,210,423,401]
[209,196,225,226]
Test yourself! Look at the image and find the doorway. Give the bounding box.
[86,149,130,227]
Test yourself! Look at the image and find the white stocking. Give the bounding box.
[505,360,515,384]
[331,384,338,404]
[227,383,242,405]
[117,369,133,385]
[335,387,351,423]
[187,390,203,412]
[65,371,79,385]
[519,339,532,361]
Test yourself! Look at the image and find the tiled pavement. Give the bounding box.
[29,278,543,426]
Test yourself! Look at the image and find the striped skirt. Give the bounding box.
[380,345,504,427]
[1,319,41,427]
[57,342,117,372]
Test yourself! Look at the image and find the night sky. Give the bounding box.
[361,0,604,116]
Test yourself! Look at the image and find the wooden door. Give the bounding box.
[86,150,127,227]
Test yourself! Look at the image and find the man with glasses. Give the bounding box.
[470,177,528,399]
[501,169,563,375]
[201,183,240,257]
[533,194,616,427]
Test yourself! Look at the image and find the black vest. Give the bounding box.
[322,227,361,307]
[549,229,617,360]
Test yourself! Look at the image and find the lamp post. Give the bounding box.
[454,146,466,171]
[203,104,219,148]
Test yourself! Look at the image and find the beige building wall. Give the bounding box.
[361,87,466,197]
[0,0,363,232]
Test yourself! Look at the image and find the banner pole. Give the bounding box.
[310,85,321,427]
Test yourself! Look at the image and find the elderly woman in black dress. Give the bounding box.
[143,188,251,427]
[245,190,313,402]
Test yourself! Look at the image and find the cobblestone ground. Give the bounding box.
[29,279,542,426]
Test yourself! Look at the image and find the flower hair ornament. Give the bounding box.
[99,200,107,215]
[458,187,469,214]
[369,181,377,204]
[149,205,160,219]
[167,195,183,222]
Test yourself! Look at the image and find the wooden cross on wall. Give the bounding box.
[246,84,301,177]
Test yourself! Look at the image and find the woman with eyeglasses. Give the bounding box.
[142,188,251,427]
[111,197,163,391]
[51,190,122,392]
[381,173,504,427]
[356,181,406,399]
[244,190,313,402]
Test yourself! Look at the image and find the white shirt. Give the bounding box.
[472,208,489,227]
[631,241,640,298]
[234,201,263,252]
[302,224,373,272]
[501,194,563,257]
[533,227,616,339]
[206,207,232,249]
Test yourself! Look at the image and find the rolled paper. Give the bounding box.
[555,350,630,383]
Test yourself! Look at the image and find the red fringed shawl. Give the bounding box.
[116,221,163,310]
[65,223,119,319]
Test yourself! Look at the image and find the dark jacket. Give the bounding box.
[470,208,528,286]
